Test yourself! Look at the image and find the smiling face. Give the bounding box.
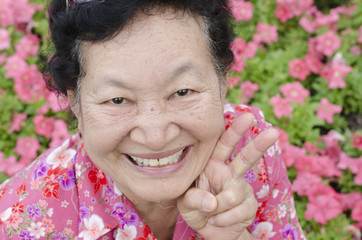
[71,11,226,205]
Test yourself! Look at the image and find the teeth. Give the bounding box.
[129,148,184,167]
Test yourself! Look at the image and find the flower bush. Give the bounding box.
[0,0,361,239]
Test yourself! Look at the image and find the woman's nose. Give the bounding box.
[129,104,180,150]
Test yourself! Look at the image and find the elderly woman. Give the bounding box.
[0,0,305,239]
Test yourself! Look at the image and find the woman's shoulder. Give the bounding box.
[0,134,81,238]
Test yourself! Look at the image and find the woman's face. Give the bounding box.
[72,11,226,204]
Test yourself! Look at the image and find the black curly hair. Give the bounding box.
[43,0,234,97]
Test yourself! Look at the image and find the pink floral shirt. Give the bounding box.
[0,103,306,240]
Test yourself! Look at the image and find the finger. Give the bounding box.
[209,196,257,227]
[231,127,279,177]
[211,113,255,163]
[177,188,217,230]
[213,178,251,214]
[196,172,210,192]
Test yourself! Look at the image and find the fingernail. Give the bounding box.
[202,195,215,212]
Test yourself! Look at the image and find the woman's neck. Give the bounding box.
[134,199,179,240]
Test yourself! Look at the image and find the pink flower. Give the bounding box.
[33,115,54,138]
[240,81,258,98]
[315,11,339,29]
[340,192,362,211]
[0,28,10,50]
[319,156,342,177]
[281,142,305,167]
[320,61,352,89]
[277,0,313,16]
[243,41,258,59]
[334,5,356,16]
[0,152,25,176]
[324,130,344,144]
[295,155,322,175]
[230,0,253,22]
[253,23,278,45]
[304,5,320,17]
[316,98,342,124]
[351,132,362,150]
[306,182,341,202]
[49,120,71,148]
[295,153,341,177]
[275,4,294,23]
[0,3,15,27]
[355,171,362,186]
[288,58,310,81]
[316,30,341,57]
[337,152,355,170]
[15,34,40,59]
[299,16,317,33]
[338,153,362,185]
[303,142,320,154]
[351,200,362,227]
[14,137,40,162]
[305,195,343,225]
[293,0,313,16]
[269,93,293,119]
[280,82,309,104]
[307,37,324,60]
[13,64,46,102]
[275,127,289,146]
[231,38,258,60]
[358,26,362,44]
[45,92,68,112]
[323,130,344,162]
[292,172,322,196]
[4,54,28,79]
[304,52,323,74]
[8,113,27,134]
[350,45,361,56]
[231,38,246,57]
[12,0,43,24]
[231,54,246,73]
[228,77,239,87]
[0,53,6,65]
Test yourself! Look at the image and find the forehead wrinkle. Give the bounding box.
[168,62,203,81]
[91,78,130,95]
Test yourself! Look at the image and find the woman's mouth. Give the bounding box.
[126,146,189,167]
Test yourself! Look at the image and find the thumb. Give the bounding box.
[177,187,217,230]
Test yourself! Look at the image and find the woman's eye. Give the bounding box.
[109,97,125,104]
[175,89,192,97]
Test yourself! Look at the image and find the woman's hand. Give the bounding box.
[177,113,279,240]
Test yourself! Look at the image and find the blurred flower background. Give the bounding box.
[0,0,361,239]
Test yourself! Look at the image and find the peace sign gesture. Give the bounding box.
[177,113,279,240]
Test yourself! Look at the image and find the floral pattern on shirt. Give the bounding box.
[0,103,306,240]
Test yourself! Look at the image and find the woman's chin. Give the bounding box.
[123,180,193,206]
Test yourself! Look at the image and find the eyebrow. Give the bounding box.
[167,62,204,84]
[92,78,129,94]
[92,62,203,93]
[169,63,200,79]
